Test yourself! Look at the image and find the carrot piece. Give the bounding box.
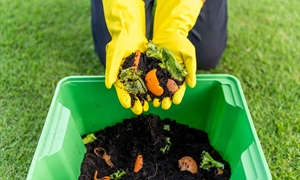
[133,50,141,71]
[100,177,111,180]
[94,170,98,180]
[134,153,143,173]
[94,171,111,180]
[145,69,164,96]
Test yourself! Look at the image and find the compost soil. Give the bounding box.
[79,114,231,180]
[120,52,184,107]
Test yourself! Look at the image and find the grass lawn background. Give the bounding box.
[0,0,299,179]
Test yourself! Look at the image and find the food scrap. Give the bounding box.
[146,41,187,82]
[132,50,141,71]
[160,137,171,154]
[145,69,164,96]
[166,79,178,94]
[163,124,170,131]
[134,153,143,173]
[82,133,97,144]
[215,168,224,177]
[94,170,110,180]
[94,147,114,168]
[199,151,224,170]
[178,156,198,174]
[94,170,126,180]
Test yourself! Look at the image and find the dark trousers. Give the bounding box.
[91,0,228,70]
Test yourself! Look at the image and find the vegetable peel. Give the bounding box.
[145,69,164,96]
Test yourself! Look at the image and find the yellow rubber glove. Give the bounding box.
[151,0,203,109]
[103,0,149,114]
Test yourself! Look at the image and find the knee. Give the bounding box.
[195,36,227,70]
[196,46,224,70]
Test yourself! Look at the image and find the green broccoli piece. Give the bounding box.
[82,133,97,144]
[109,170,126,180]
[163,124,170,131]
[145,41,163,60]
[200,151,224,170]
[160,137,171,154]
[146,41,187,81]
[119,67,147,95]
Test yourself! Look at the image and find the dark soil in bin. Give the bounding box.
[79,114,231,180]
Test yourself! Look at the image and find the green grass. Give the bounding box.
[0,0,299,179]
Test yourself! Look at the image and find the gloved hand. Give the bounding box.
[103,0,149,115]
[151,0,203,109]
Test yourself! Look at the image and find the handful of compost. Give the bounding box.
[102,0,201,115]
[118,42,187,110]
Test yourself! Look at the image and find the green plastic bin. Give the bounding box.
[27,75,271,180]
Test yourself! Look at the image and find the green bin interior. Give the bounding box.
[27,75,272,180]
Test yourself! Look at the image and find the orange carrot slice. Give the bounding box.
[94,170,99,180]
[134,153,143,173]
[94,170,111,180]
[100,177,111,180]
[133,50,141,71]
[145,69,164,96]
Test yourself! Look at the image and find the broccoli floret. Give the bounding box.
[199,151,224,170]
[110,170,126,180]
